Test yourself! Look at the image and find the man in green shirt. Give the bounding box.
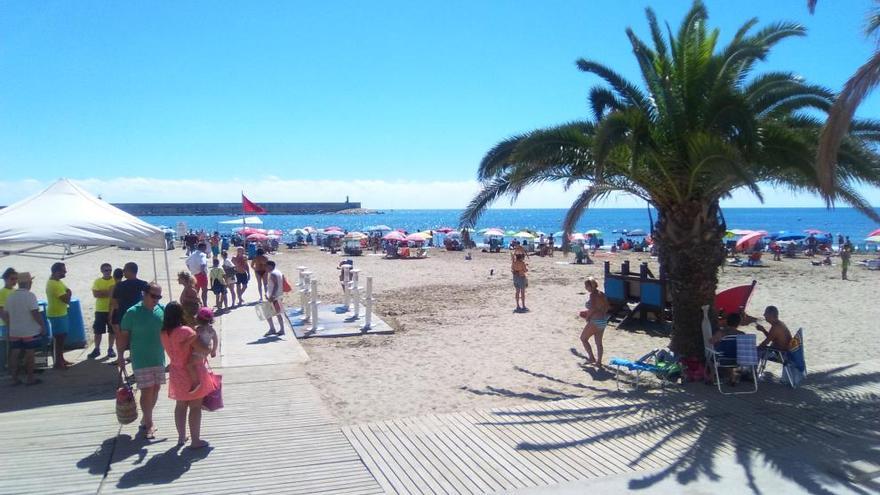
[117,282,165,439]
[46,262,72,369]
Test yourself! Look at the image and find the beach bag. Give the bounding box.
[282,275,293,293]
[255,300,279,320]
[202,371,223,412]
[115,368,138,425]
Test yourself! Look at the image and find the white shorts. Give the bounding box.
[134,366,166,390]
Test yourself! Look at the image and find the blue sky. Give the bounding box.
[1,1,879,208]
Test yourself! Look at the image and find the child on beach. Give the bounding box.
[209,258,228,310]
[511,246,529,312]
[188,307,218,393]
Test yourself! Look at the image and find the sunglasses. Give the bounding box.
[147,293,163,300]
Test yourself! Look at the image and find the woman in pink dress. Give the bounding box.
[160,302,216,448]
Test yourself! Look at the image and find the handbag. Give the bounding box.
[115,368,138,425]
[202,371,223,411]
[282,275,293,293]
[255,300,279,320]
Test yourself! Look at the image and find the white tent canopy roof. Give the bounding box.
[219,216,263,225]
[0,178,165,249]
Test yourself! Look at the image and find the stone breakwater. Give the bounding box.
[112,201,361,216]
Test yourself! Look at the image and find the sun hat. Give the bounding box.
[196,307,214,321]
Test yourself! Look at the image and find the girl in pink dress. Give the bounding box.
[160,302,216,448]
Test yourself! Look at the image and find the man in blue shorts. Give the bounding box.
[5,272,47,385]
[45,262,72,369]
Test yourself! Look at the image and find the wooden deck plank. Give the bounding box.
[358,422,426,494]
[384,417,463,495]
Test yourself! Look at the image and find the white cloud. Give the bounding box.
[0,177,877,210]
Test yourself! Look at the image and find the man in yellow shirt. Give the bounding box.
[46,262,72,369]
[88,263,116,359]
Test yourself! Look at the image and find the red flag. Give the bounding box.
[242,193,267,214]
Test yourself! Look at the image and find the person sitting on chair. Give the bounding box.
[755,305,792,359]
[708,312,745,385]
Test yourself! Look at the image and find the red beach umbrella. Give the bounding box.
[736,231,765,252]
[435,227,454,233]
[383,231,407,241]
[247,233,268,241]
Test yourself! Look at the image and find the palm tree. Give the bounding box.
[462,1,880,357]
[810,1,880,198]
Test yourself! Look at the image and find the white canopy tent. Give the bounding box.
[0,178,173,295]
[218,216,263,225]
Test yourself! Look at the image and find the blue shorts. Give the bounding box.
[10,338,42,350]
[48,316,69,335]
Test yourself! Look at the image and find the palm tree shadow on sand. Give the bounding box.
[463,364,880,494]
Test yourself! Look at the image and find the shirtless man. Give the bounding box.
[755,305,792,356]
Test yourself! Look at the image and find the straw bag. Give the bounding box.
[115,368,138,425]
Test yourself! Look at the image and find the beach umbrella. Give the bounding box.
[366,224,392,232]
[435,227,454,233]
[505,230,518,236]
[324,230,345,237]
[267,229,282,236]
[406,233,428,242]
[804,228,826,235]
[483,228,504,237]
[585,229,602,235]
[776,234,806,241]
[868,228,880,237]
[247,233,268,241]
[866,235,880,243]
[736,231,765,251]
[569,232,586,241]
[416,231,433,238]
[627,229,647,237]
[343,231,367,240]
[239,227,267,236]
[512,231,535,239]
[324,226,342,231]
[383,231,406,241]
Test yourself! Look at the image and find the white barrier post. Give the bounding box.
[341,265,351,311]
[351,269,361,318]
[298,271,312,321]
[296,266,307,289]
[362,276,373,331]
[309,279,322,333]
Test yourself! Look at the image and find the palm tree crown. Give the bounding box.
[462,1,880,356]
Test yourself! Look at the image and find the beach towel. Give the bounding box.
[735,334,758,366]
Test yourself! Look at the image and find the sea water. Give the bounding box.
[142,207,880,243]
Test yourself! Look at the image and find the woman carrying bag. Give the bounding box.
[159,302,218,448]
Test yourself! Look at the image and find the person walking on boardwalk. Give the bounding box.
[160,302,215,449]
[251,248,269,301]
[5,272,47,385]
[263,260,286,337]
[88,263,117,359]
[117,282,166,440]
[231,246,250,306]
[111,262,149,335]
[186,242,210,307]
[46,262,73,369]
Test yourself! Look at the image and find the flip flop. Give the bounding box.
[187,440,209,449]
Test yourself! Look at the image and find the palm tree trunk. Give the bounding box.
[654,200,727,357]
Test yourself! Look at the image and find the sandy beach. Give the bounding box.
[3,243,878,425]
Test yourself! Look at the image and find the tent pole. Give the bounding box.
[152,249,158,281]
[163,247,173,300]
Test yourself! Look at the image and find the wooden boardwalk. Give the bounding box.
[343,361,880,494]
[0,308,382,495]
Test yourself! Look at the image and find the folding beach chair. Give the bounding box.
[706,334,758,395]
[610,348,682,391]
[758,328,806,388]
